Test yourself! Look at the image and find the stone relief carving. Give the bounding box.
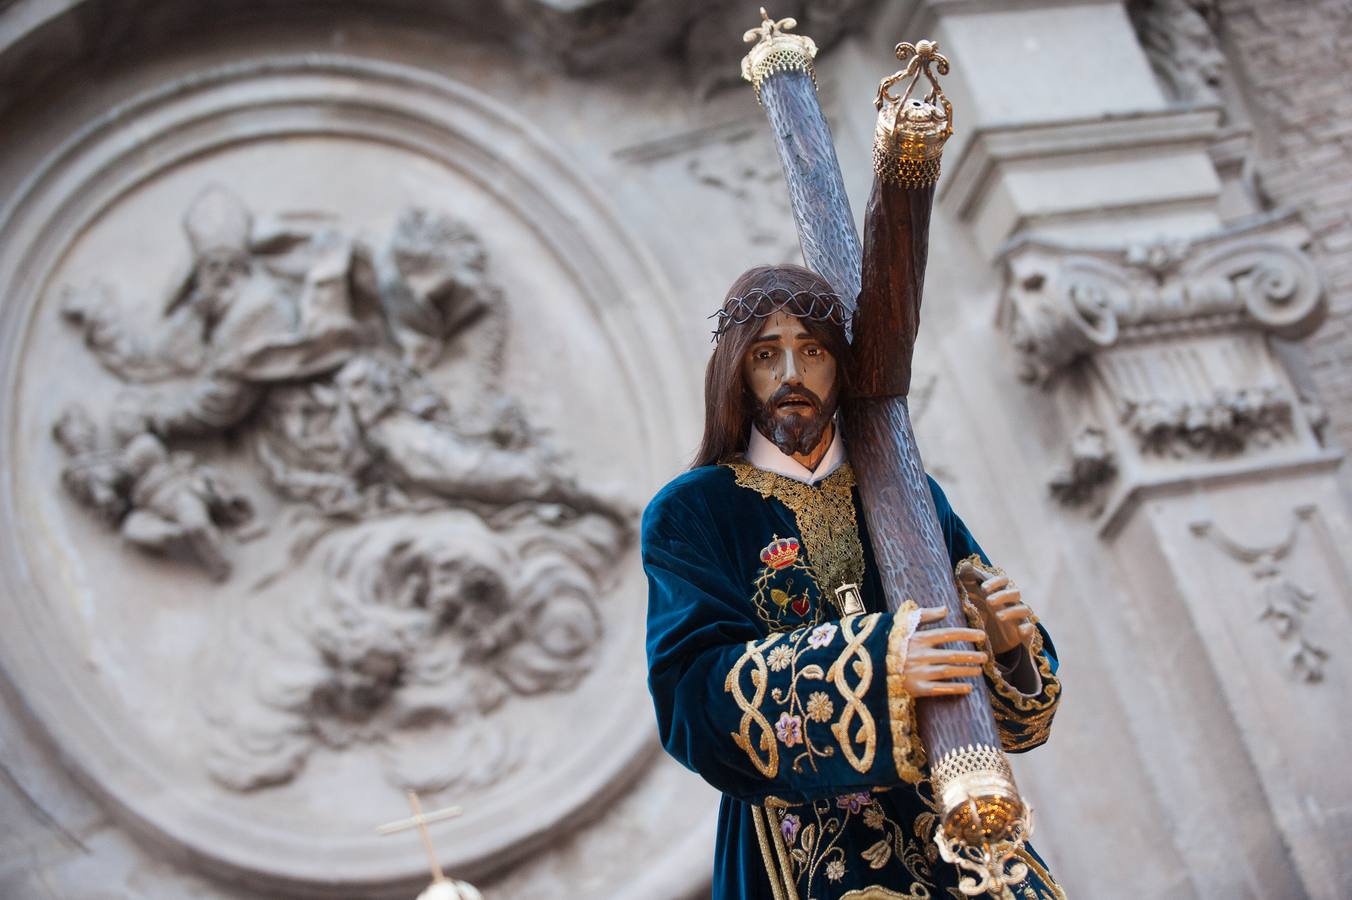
[207,510,613,792]
[1002,221,1324,386]
[1048,425,1117,512]
[1000,215,1330,524]
[1001,215,1326,473]
[1128,0,1224,104]
[1190,507,1329,683]
[52,407,258,581]
[1121,381,1293,458]
[54,185,631,792]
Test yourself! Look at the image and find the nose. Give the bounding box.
[779,349,803,385]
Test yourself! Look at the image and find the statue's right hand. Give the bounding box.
[903,606,988,697]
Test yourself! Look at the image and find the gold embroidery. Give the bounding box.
[751,539,824,631]
[952,554,1061,752]
[753,805,794,900]
[840,887,932,900]
[727,461,866,608]
[886,601,927,783]
[1014,847,1068,900]
[771,787,938,898]
[827,613,882,773]
[726,633,784,777]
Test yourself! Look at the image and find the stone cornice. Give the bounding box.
[942,105,1223,219]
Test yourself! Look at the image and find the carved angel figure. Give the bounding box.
[53,406,254,580]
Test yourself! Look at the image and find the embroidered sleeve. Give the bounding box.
[953,554,1062,753]
[644,495,926,804]
[885,602,926,784]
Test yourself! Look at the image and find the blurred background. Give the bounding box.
[0,1,1349,898]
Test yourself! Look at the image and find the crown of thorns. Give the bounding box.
[709,288,850,341]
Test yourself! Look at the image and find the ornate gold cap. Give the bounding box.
[873,39,954,188]
[741,7,818,103]
[929,743,1034,896]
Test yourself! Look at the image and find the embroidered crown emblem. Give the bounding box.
[760,535,801,570]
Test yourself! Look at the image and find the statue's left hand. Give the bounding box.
[958,560,1036,655]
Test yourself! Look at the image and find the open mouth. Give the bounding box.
[777,397,816,414]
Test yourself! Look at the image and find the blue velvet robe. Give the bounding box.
[643,461,1064,899]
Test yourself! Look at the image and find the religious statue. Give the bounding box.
[641,12,1065,899]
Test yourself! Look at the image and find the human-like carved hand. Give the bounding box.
[957,560,1036,655]
[903,606,989,697]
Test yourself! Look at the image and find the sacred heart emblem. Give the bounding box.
[791,595,811,616]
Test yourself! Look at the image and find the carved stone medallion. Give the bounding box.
[0,57,684,894]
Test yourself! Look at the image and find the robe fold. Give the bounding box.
[643,461,1065,900]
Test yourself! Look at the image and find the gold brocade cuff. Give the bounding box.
[885,601,926,784]
[953,555,1062,751]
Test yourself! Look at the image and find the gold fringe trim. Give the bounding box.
[953,554,1062,751]
[886,601,926,784]
[752,806,790,900]
[1015,847,1069,900]
[840,887,932,900]
[753,804,800,900]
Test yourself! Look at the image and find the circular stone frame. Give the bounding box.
[0,56,687,896]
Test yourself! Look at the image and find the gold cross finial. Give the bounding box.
[376,790,465,884]
[743,7,798,45]
[740,7,819,99]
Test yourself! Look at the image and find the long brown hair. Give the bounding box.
[691,264,851,469]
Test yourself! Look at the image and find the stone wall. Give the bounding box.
[1220,0,1352,450]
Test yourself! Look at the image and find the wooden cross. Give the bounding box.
[375,790,464,884]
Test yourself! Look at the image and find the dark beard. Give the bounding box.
[752,384,838,458]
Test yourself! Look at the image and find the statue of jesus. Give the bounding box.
[641,264,1066,899]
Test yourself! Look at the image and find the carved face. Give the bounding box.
[743,311,839,458]
[195,249,250,297]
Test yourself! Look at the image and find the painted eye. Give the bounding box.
[804,344,822,357]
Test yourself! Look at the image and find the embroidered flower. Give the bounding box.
[862,804,885,830]
[805,691,834,722]
[836,792,870,814]
[826,859,846,882]
[779,813,801,844]
[767,645,793,672]
[775,712,803,747]
[808,622,837,648]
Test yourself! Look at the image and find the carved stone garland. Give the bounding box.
[1190,506,1330,683]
